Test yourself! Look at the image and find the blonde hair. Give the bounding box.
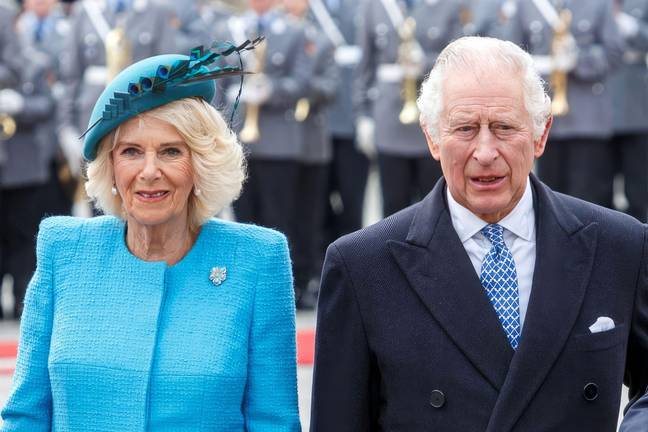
[85,97,246,229]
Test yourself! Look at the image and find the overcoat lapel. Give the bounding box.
[485,176,598,432]
[389,179,514,391]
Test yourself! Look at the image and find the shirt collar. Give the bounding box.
[446,177,534,243]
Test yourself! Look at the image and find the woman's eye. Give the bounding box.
[121,147,140,156]
[162,147,182,157]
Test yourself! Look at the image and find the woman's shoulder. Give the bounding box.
[38,215,122,244]
[201,218,288,249]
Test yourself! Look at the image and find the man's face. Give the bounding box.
[423,68,551,223]
[25,0,57,18]
[249,0,275,14]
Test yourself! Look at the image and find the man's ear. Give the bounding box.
[534,115,552,158]
[421,119,441,161]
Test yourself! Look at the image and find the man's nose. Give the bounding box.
[472,127,499,165]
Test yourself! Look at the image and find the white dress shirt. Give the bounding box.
[446,178,536,329]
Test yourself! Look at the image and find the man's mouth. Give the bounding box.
[472,176,504,184]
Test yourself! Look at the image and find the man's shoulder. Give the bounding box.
[550,190,645,237]
[332,203,418,258]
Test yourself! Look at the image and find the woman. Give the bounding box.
[1,42,301,431]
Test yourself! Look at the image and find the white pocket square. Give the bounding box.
[589,317,615,334]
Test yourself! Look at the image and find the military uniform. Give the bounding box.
[17,4,74,217]
[158,0,210,53]
[608,0,648,221]
[503,0,624,207]
[214,8,309,256]
[355,0,465,217]
[292,16,339,306]
[58,0,177,153]
[315,0,370,244]
[0,24,56,318]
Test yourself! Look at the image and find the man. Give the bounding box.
[354,0,468,217]
[502,0,623,209]
[213,0,309,301]
[311,36,648,431]
[0,7,56,319]
[317,0,369,245]
[283,0,339,308]
[607,0,648,221]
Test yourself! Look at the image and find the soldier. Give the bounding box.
[354,0,467,217]
[57,0,178,207]
[608,0,648,221]
[503,0,624,207]
[214,0,310,300]
[158,0,211,53]
[17,0,74,216]
[0,12,56,319]
[284,0,339,308]
[471,0,518,37]
[312,0,369,246]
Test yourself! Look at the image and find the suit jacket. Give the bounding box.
[1,216,300,431]
[311,174,648,431]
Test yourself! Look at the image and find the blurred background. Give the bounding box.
[0,0,645,428]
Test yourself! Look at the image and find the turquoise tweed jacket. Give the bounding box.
[1,216,300,431]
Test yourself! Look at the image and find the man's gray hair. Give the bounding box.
[417,36,551,142]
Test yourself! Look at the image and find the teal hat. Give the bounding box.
[81,39,263,161]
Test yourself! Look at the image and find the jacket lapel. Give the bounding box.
[389,179,514,391]
[486,176,598,432]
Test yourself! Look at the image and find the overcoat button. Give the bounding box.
[429,390,445,408]
[583,383,599,401]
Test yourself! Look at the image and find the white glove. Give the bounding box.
[552,34,579,72]
[0,89,24,115]
[399,44,425,79]
[58,125,83,178]
[355,115,376,159]
[237,74,273,106]
[616,12,640,38]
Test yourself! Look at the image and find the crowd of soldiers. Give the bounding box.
[0,0,646,314]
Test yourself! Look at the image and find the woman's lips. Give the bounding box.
[135,191,169,202]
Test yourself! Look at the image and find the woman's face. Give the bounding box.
[112,116,194,230]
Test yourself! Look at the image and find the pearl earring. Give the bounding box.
[111,186,118,196]
[194,187,202,196]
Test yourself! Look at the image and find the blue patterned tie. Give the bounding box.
[480,224,521,349]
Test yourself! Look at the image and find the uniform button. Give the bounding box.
[583,383,599,401]
[429,390,445,408]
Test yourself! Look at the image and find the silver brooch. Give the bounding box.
[209,266,227,286]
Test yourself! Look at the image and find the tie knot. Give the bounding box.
[481,224,505,247]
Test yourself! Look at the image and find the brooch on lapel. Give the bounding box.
[209,266,227,286]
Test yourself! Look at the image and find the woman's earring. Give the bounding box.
[111,185,118,196]
[194,187,202,197]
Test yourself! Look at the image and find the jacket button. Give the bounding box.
[583,383,599,401]
[429,390,445,408]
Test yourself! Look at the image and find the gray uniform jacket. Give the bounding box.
[0,48,55,188]
[298,20,339,164]
[504,0,624,140]
[59,0,177,134]
[354,0,466,156]
[158,0,211,53]
[317,0,362,138]
[0,2,17,88]
[216,10,310,160]
[609,0,648,134]
[16,8,71,165]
